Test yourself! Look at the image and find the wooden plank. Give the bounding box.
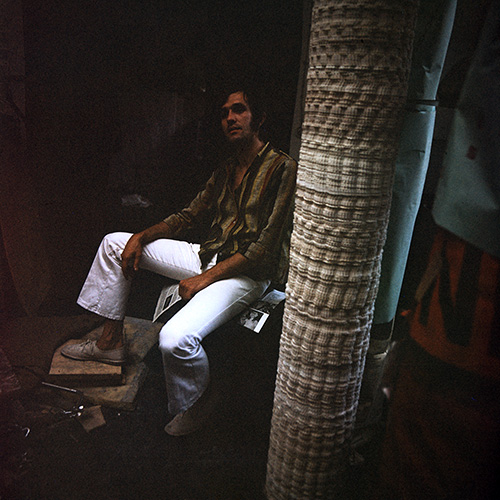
[48,340,123,387]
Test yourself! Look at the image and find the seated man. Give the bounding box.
[61,85,298,436]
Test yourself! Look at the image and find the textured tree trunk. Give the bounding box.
[266,1,419,498]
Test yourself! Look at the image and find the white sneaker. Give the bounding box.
[61,340,126,365]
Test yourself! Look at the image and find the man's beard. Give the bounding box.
[226,129,257,152]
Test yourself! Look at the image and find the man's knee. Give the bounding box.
[102,231,129,246]
[100,232,130,257]
[158,324,200,360]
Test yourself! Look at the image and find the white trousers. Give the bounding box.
[77,232,270,414]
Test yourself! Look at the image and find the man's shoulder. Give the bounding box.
[264,144,298,168]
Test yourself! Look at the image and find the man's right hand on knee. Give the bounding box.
[121,234,144,279]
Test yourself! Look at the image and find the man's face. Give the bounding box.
[220,91,258,145]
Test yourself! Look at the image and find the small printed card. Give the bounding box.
[236,289,285,333]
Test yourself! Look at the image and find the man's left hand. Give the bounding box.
[178,274,212,300]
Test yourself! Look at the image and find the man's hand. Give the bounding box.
[119,221,175,279]
[178,274,212,300]
[178,252,254,301]
[121,234,144,279]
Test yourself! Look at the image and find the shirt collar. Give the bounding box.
[257,142,271,158]
[226,142,271,172]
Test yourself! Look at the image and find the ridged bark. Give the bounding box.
[266,1,419,498]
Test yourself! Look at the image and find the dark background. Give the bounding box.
[2,0,488,322]
[0,3,494,499]
[4,0,304,318]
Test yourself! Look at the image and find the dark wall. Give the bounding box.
[19,0,304,316]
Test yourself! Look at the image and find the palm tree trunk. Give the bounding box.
[266,1,419,498]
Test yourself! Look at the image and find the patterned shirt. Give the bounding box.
[162,143,297,283]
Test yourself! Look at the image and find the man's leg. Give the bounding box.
[159,275,270,434]
[97,319,124,350]
[62,232,208,363]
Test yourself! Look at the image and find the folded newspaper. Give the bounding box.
[153,283,183,322]
[153,284,285,333]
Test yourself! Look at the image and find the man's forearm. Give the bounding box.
[203,252,254,282]
[136,221,176,244]
[121,221,176,278]
[178,252,256,300]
